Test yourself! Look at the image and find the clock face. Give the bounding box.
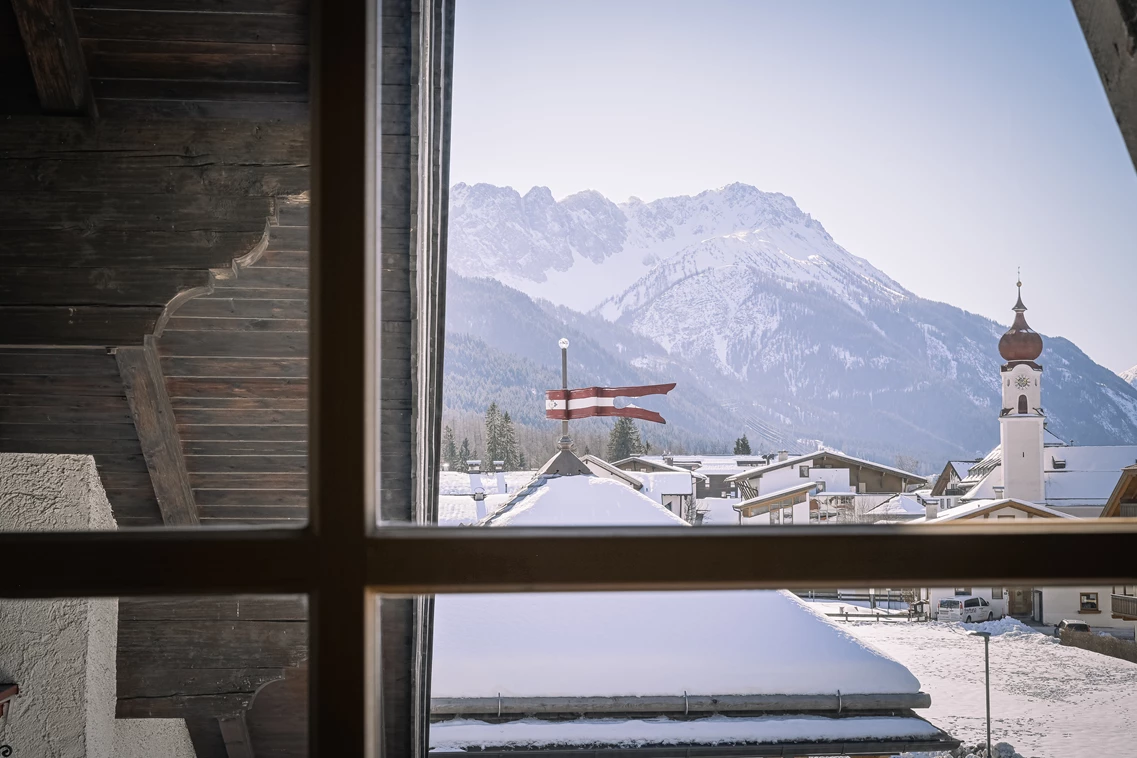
[1015,375,1031,389]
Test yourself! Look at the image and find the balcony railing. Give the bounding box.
[1111,594,1137,618]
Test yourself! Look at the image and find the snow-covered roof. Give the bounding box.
[867,493,928,516]
[613,456,710,480]
[698,496,741,525]
[429,715,946,752]
[634,470,697,496]
[481,474,688,527]
[726,450,925,484]
[432,589,921,699]
[579,454,643,490]
[1044,470,1128,505]
[431,467,940,751]
[961,444,1137,505]
[735,481,817,511]
[908,498,1076,523]
[949,461,975,480]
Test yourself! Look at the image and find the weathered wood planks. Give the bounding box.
[10,0,94,115]
[117,342,200,526]
[0,347,163,524]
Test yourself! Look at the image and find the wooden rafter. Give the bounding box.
[117,338,199,527]
[218,714,255,758]
[10,0,96,116]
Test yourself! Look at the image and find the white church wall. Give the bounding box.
[0,454,195,758]
[1000,416,1045,502]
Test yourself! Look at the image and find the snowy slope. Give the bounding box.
[1122,364,1137,388]
[446,183,1137,461]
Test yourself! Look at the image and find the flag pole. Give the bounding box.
[558,338,570,450]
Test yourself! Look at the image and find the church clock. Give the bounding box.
[1014,375,1031,389]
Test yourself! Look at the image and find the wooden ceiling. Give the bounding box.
[1,0,324,753]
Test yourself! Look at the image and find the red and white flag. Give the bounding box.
[545,382,676,424]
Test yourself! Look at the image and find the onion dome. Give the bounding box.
[998,280,1043,362]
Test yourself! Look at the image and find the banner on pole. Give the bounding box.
[545,383,677,424]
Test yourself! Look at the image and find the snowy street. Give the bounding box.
[844,618,1137,758]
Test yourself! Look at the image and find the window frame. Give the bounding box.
[1080,592,1101,612]
[2,3,1137,758]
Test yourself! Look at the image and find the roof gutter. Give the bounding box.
[431,691,931,716]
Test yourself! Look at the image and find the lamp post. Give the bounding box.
[557,338,571,450]
[969,630,992,754]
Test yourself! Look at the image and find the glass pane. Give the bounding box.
[0,594,307,757]
[1,23,310,529]
[434,0,1137,529]
[404,585,1137,758]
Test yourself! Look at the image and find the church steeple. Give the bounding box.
[997,276,1045,502]
[998,277,1043,364]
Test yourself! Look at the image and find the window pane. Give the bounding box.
[0,594,308,757]
[408,586,1137,758]
[433,0,1137,530]
[2,27,310,530]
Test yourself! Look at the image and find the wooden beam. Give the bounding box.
[117,339,199,526]
[10,0,96,115]
[218,714,256,758]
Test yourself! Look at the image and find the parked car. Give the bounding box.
[936,596,996,623]
[1053,619,1091,637]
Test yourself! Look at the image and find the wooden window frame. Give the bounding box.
[1080,592,1101,612]
[1,2,1136,757]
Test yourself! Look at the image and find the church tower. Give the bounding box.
[997,279,1045,502]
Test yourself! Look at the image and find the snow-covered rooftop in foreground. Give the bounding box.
[432,589,922,699]
[481,475,689,526]
[429,714,943,752]
[867,493,928,516]
[908,498,1076,523]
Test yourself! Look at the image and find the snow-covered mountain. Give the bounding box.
[446,183,1137,463]
[1122,365,1137,389]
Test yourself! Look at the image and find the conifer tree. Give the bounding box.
[457,437,471,472]
[500,411,519,469]
[606,417,645,461]
[484,402,502,465]
[442,425,459,471]
[734,433,751,455]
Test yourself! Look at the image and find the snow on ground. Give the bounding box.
[803,598,909,617]
[429,715,942,752]
[845,617,1137,758]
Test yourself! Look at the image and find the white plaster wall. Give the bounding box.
[1039,586,1136,632]
[114,719,197,758]
[757,459,815,495]
[925,587,1006,619]
[1000,415,1045,502]
[0,454,195,758]
[812,468,851,493]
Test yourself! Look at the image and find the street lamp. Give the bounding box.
[969,631,992,755]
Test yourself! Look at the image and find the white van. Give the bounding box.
[937,596,997,623]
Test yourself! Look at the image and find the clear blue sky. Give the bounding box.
[450,0,1137,373]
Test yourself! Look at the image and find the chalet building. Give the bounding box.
[427,451,958,756]
[933,285,1137,518]
[929,460,981,497]
[724,450,925,525]
[612,454,727,498]
[1096,466,1137,630]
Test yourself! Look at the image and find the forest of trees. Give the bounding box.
[441,406,655,471]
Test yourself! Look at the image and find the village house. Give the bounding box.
[723,450,926,526]
[612,454,737,498]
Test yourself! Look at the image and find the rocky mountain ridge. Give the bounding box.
[445,183,1137,465]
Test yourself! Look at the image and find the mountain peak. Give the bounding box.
[1121,364,1137,388]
